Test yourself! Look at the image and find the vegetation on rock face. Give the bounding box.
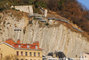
[0,0,47,12]
[0,0,11,11]
[35,0,89,35]
[57,0,89,35]
[0,0,89,34]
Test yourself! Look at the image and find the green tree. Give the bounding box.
[0,0,12,11]
[28,0,35,5]
[34,0,47,8]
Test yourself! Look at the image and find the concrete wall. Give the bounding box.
[12,5,33,15]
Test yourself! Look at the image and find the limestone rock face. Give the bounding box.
[0,11,89,58]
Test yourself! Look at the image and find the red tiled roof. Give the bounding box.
[5,39,42,50]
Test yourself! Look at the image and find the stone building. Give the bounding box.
[0,39,42,60]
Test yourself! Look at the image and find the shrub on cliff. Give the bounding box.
[0,0,12,11]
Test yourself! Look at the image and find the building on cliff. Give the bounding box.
[0,39,42,60]
[11,5,34,16]
[11,5,48,17]
[80,52,89,60]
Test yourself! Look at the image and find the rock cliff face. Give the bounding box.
[0,10,89,58]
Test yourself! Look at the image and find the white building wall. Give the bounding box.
[12,5,33,15]
[44,9,47,17]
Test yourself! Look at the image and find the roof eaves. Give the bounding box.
[15,48,42,51]
[0,42,15,49]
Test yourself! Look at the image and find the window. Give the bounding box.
[38,52,40,57]
[76,55,77,57]
[25,52,27,56]
[21,59,23,60]
[34,52,36,57]
[0,54,2,59]
[29,52,32,56]
[21,51,23,56]
[17,51,19,56]
[16,59,19,60]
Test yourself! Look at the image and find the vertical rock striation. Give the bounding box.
[0,11,89,58]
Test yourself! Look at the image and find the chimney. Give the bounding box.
[44,9,47,17]
[17,40,20,44]
[29,5,33,16]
